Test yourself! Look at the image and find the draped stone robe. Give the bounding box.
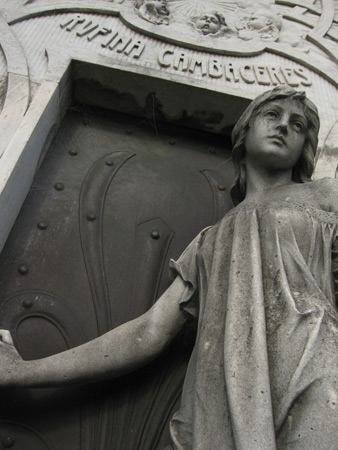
[169,201,338,450]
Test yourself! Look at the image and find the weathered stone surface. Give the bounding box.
[0,2,337,449]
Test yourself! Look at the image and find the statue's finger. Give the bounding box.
[0,330,14,345]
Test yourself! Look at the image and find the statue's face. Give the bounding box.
[196,14,221,35]
[247,14,269,30]
[244,98,308,171]
[147,0,168,14]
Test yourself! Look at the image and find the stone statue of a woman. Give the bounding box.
[0,86,337,449]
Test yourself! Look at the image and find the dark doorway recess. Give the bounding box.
[0,104,234,449]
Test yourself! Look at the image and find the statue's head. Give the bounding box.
[136,0,169,15]
[151,0,169,15]
[230,86,320,205]
[195,12,227,35]
[247,10,282,31]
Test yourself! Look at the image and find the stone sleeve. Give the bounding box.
[169,227,211,318]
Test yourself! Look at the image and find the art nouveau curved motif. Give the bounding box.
[79,151,135,336]
[200,169,233,224]
[10,1,121,24]
[0,291,95,449]
[0,421,53,450]
[0,291,87,355]
[0,15,30,157]
[131,217,174,314]
[308,0,334,38]
[305,0,338,66]
[276,1,321,15]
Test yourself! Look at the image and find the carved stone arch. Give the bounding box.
[308,0,335,38]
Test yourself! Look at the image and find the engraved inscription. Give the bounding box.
[158,49,312,87]
[60,15,145,59]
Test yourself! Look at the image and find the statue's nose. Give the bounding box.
[276,122,288,135]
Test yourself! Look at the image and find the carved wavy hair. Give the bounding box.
[230,86,320,206]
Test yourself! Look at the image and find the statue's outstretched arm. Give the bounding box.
[0,276,188,388]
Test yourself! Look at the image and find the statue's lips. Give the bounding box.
[269,134,286,145]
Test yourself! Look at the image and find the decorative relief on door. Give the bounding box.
[79,151,135,335]
[131,217,174,315]
[200,169,233,224]
[0,292,95,450]
[0,291,87,358]
[0,103,235,449]
[0,421,53,450]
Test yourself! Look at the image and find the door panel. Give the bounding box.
[0,106,234,449]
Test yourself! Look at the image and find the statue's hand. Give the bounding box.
[0,329,23,386]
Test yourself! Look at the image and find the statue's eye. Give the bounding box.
[211,18,217,23]
[265,110,278,119]
[293,121,305,132]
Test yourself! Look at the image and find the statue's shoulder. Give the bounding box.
[311,177,338,212]
[195,219,225,250]
[312,177,338,194]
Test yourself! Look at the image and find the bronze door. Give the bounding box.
[0,105,234,450]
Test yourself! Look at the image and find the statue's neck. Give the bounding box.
[245,161,293,202]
